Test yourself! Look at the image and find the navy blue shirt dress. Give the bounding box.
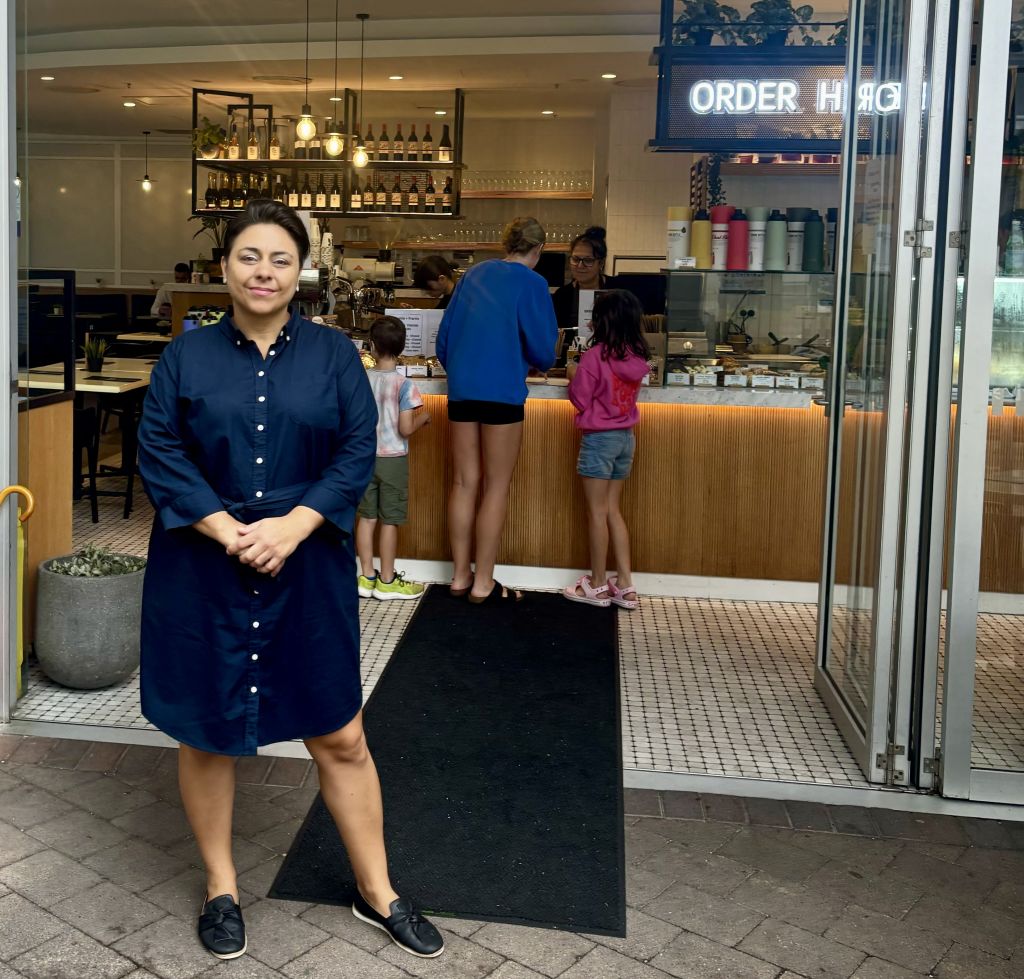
[137,311,377,755]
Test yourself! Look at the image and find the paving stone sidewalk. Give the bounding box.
[0,734,1022,979]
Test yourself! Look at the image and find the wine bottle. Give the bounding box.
[287,181,300,208]
[375,174,387,210]
[378,123,391,161]
[438,123,452,163]
[350,175,363,211]
[365,124,376,161]
[390,175,403,211]
[407,176,421,213]
[329,174,342,210]
[362,174,376,211]
[407,124,419,161]
[218,174,232,209]
[227,116,240,160]
[232,176,245,209]
[246,124,259,160]
[308,130,322,160]
[273,175,285,203]
[424,174,437,211]
[294,135,307,160]
[314,174,327,209]
[269,128,281,160]
[393,124,405,161]
[421,123,433,161]
[441,175,453,213]
[205,173,218,209]
[300,175,313,209]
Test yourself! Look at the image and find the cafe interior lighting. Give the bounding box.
[323,0,345,154]
[434,109,447,115]
[601,73,617,79]
[541,110,555,115]
[389,75,403,80]
[295,0,317,142]
[352,13,369,167]
[140,130,154,191]
[40,75,55,81]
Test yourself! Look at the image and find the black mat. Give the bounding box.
[269,586,625,936]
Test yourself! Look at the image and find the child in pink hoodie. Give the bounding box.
[564,290,650,609]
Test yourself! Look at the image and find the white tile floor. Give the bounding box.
[15,495,1024,786]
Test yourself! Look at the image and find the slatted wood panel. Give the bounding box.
[397,397,1023,593]
[18,400,74,644]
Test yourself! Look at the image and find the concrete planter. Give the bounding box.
[34,557,146,689]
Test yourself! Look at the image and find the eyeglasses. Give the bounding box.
[569,256,596,268]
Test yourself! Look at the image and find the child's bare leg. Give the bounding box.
[607,479,633,588]
[356,518,377,579]
[582,477,612,588]
[378,524,398,582]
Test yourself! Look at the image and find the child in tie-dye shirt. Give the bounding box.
[356,316,431,600]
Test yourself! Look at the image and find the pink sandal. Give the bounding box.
[563,574,611,607]
[608,577,639,610]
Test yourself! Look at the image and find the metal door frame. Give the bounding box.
[815,0,938,785]
[939,0,1024,804]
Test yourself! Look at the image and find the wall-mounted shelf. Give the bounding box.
[340,239,572,253]
[719,163,841,177]
[461,190,592,200]
[197,159,465,171]
[200,208,462,221]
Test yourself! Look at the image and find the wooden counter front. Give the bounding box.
[397,394,1023,593]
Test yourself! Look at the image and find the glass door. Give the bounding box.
[815,0,941,783]
[940,0,1024,805]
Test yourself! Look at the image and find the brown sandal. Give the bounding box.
[468,580,523,605]
[449,577,474,598]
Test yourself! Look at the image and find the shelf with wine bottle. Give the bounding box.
[460,190,592,200]
[339,240,572,253]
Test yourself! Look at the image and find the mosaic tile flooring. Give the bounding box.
[15,495,1024,785]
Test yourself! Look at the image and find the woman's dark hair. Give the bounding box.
[590,289,650,361]
[570,226,608,264]
[413,255,456,290]
[222,198,310,263]
[369,315,407,359]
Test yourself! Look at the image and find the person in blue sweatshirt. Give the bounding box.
[435,216,558,604]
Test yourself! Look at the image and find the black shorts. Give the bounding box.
[447,399,525,425]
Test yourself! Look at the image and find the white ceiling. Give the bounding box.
[17,1,851,137]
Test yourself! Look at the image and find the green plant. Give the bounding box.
[82,336,108,363]
[48,544,146,577]
[707,152,728,206]
[746,0,817,44]
[192,115,226,155]
[188,214,228,250]
[672,0,742,44]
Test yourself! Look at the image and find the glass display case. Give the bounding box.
[661,269,833,389]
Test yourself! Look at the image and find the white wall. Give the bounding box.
[22,138,202,288]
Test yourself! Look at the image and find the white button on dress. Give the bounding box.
[256,457,263,465]
[257,425,264,432]
[252,654,259,661]
[250,686,258,694]
[258,395,266,403]
[255,491,263,498]
[252,621,260,629]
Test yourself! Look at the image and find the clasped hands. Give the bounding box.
[198,507,323,577]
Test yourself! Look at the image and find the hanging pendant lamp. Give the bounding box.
[323,0,345,156]
[140,130,154,191]
[295,0,317,142]
[351,13,369,168]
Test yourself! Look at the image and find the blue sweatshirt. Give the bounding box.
[435,259,558,405]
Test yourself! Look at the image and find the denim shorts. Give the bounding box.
[577,429,636,480]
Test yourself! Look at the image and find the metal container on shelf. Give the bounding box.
[296,267,329,304]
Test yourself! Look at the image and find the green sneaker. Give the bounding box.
[357,573,377,598]
[374,572,425,601]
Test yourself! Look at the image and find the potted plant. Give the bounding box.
[673,0,742,45]
[192,115,227,159]
[34,545,147,689]
[188,214,228,262]
[82,335,108,372]
[746,0,817,45]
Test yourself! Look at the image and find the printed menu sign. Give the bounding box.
[385,308,444,358]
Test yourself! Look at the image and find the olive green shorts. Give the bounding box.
[357,455,409,525]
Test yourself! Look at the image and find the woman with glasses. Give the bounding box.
[553,227,618,356]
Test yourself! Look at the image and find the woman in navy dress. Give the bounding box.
[138,199,443,962]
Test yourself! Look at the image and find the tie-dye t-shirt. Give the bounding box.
[367,369,423,457]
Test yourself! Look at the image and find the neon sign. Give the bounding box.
[688,79,902,116]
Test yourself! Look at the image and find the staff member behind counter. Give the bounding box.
[552,226,618,331]
[412,256,458,310]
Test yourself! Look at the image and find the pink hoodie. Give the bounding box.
[567,343,650,432]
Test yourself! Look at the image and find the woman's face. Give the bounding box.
[569,241,601,288]
[221,223,301,321]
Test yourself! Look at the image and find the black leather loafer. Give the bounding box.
[352,892,444,958]
[198,894,247,960]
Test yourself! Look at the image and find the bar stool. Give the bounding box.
[72,403,100,523]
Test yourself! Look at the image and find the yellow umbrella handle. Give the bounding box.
[0,485,35,522]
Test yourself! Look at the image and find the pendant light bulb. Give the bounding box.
[141,175,153,192]
[140,130,155,192]
[324,130,344,157]
[296,106,317,142]
[352,145,369,168]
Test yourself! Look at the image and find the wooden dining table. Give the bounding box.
[19,357,157,517]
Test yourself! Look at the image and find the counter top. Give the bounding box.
[413,378,815,408]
